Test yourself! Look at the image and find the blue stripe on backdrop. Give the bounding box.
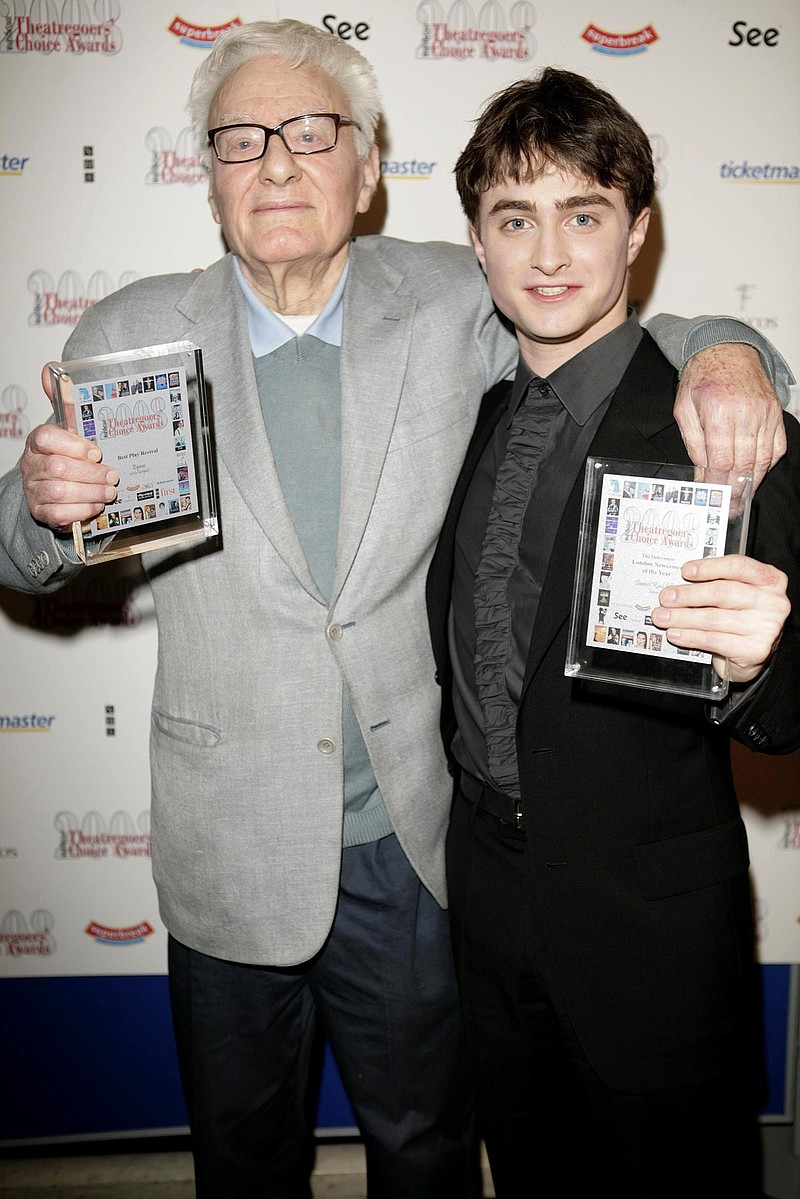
[0,967,791,1141]
[0,975,355,1142]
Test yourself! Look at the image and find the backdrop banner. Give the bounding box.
[1,0,798,1139]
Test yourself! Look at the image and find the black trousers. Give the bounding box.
[168,833,481,1199]
[446,784,764,1199]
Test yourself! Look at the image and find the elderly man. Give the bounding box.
[0,19,792,1199]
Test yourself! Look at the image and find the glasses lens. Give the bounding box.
[214,126,266,162]
[281,115,338,154]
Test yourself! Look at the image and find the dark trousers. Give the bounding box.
[446,785,764,1199]
[169,833,481,1199]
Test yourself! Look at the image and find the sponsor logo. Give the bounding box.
[322,13,370,41]
[777,812,800,849]
[0,909,56,956]
[0,847,19,859]
[720,160,800,183]
[0,713,55,732]
[380,158,437,180]
[32,570,143,631]
[167,15,241,48]
[0,386,29,441]
[27,268,137,327]
[105,704,116,737]
[1,1,123,55]
[582,24,658,55]
[736,284,778,332]
[54,809,151,860]
[145,127,204,185]
[85,920,155,945]
[415,0,535,62]
[0,153,29,175]
[729,20,780,48]
[83,144,95,183]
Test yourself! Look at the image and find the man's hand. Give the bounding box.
[651,555,789,684]
[674,344,786,490]
[21,366,118,532]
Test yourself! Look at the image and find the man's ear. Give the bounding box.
[356,145,381,215]
[208,179,221,226]
[469,225,487,273]
[627,207,650,266]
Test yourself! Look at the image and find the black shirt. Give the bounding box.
[449,312,644,797]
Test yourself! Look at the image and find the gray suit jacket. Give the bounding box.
[0,237,768,965]
[0,239,517,964]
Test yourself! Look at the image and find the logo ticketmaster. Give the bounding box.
[720,161,800,183]
[1,2,123,54]
[416,0,535,62]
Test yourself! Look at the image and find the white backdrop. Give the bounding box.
[1,0,798,980]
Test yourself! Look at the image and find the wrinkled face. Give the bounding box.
[207,54,379,284]
[470,162,649,372]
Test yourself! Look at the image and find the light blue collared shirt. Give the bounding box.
[232,254,349,354]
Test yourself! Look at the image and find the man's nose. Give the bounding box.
[257,134,301,184]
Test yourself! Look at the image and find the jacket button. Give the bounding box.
[317,738,336,755]
[747,723,769,748]
[326,622,344,641]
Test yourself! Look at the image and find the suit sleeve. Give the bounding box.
[644,313,794,404]
[726,412,800,753]
[0,304,114,593]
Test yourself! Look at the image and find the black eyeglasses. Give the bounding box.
[208,113,361,163]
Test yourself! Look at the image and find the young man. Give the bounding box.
[427,69,800,1197]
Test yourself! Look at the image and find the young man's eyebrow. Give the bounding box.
[485,192,616,218]
[556,193,615,211]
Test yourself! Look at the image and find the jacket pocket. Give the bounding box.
[634,816,749,900]
[151,706,221,748]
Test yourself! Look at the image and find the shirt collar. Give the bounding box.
[509,310,643,426]
[232,254,350,356]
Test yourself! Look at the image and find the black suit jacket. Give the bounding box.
[427,332,800,1093]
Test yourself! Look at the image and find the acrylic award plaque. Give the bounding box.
[564,458,753,700]
[48,341,217,565]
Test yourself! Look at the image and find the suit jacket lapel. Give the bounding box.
[331,243,419,603]
[520,332,683,698]
[427,380,512,669]
[176,256,324,601]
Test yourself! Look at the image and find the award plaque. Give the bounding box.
[48,341,217,565]
[565,458,753,700]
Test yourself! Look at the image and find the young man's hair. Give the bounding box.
[455,67,655,229]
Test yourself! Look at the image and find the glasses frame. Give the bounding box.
[208,113,361,163]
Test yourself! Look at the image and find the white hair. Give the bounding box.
[188,19,382,170]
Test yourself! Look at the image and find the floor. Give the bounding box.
[0,1142,497,1198]
[2,1131,798,1197]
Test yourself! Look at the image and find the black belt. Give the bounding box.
[459,769,526,831]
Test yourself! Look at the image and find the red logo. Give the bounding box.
[167,16,241,47]
[582,24,658,55]
[85,921,155,944]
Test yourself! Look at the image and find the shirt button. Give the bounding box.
[317,738,336,755]
[326,622,344,641]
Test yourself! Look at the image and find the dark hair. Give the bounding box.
[455,67,655,229]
